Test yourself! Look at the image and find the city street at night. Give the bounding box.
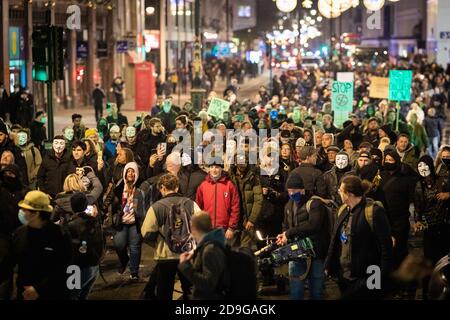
[0,0,449,309]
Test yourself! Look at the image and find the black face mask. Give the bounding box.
[442,158,450,167]
[384,163,397,171]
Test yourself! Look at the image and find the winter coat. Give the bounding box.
[196,174,240,230]
[37,150,71,198]
[52,171,103,223]
[380,166,417,231]
[0,140,29,185]
[409,123,428,153]
[12,222,72,300]
[178,228,227,300]
[325,198,393,281]
[336,123,363,150]
[229,168,263,227]
[19,143,42,186]
[423,115,443,138]
[396,144,418,171]
[29,120,47,151]
[283,197,330,260]
[156,109,178,133]
[141,192,201,260]
[111,162,146,231]
[322,166,354,204]
[288,163,327,197]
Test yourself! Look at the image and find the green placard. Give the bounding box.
[332,81,354,127]
[389,70,412,102]
[207,97,230,120]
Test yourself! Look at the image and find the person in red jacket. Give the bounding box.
[195,163,240,242]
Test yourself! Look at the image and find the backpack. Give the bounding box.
[336,198,384,232]
[67,214,105,267]
[212,244,257,300]
[163,198,195,254]
[306,196,339,236]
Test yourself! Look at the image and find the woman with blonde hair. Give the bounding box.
[52,171,103,223]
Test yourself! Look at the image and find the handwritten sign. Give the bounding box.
[389,70,412,102]
[207,97,230,120]
[332,81,354,127]
[369,76,389,99]
[337,72,354,82]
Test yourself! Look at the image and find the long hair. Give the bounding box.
[63,174,86,192]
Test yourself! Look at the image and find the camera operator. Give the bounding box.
[276,171,330,300]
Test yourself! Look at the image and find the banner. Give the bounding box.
[369,76,389,99]
[332,81,354,127]
[207,97,230,120]
[389,70,413,102]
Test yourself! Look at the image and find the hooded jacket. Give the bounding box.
[111,162,146,230]
[19,142,42,186]
[178,228,227,300]
[395,143,418,172]
[196,174,240,230]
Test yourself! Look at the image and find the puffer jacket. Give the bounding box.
[229,167,263,227]
[196,174,240,230]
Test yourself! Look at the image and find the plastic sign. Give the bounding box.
[389,70,412,102]
[207,98,230,120]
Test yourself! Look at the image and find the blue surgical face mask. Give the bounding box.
[289,192,302,203]
[18,209,28,225]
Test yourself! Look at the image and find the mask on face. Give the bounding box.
[53,139,66,154]
[418,162,431,178]
[289,192,302,203]
[442,158,450,167]
[384,162,397,171]
[335,155,349,170]
[125,127,136,138]
[40,117,47,124]
[163,101,171,113]
[64,129,74,141]
[17,132,28,146]
[18,209,28,225]
[293,110,301,123]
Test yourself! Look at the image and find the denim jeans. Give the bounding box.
[113,224,142,275]
[70,265,99,300]
[428,136,440,159]
[288,259,325,300]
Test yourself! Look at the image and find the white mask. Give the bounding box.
[418,162,431,178]
[53,139,66,154]
[17,132,28,146]
[126,127,136,138]
[336,154,349,170]
[64,128,74,141]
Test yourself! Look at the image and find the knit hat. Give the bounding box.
[0,121,8,135]
[84,128,98,138]
[286,170,305,189]
[70,192,89,213]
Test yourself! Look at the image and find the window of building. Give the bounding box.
[238,5,251,18]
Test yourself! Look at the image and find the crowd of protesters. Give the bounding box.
[0,53,449,301]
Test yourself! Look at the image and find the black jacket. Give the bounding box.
[12,223,72,300]
[283,197,330,259]
[178,228,227,300]
[0,140,29,184]
[29,120,47,151]
[37,150,71,198]
[325,198,393,280]
[288,163,327,197]
[336,123,363,150]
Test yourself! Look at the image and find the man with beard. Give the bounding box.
[316,133,334,172]
[363,117,380,147]
[37,136,71,198]
[323,151,354,205]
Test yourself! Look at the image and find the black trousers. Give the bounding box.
[144,260,191,300]
[391,221,410,270]
[94,105,103,122]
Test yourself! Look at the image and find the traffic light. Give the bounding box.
[52,26,65,81]
[32,26,50,82]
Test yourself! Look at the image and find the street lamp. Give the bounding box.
[276,0,298,13]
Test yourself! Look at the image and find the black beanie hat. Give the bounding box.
[0,121,8,135]
[70,192,88,213]
[286,170,305,189]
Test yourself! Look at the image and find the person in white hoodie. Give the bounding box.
[112,161,146,279]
